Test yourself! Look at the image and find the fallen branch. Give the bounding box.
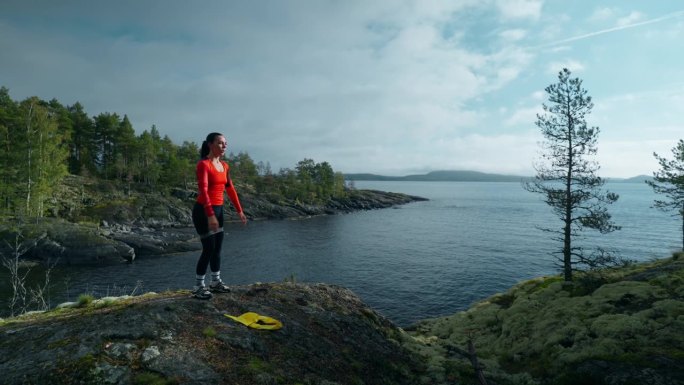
[468,337,489,385]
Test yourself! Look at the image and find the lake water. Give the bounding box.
[1,181,681,326]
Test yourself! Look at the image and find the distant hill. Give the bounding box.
[345,170,530,182]
[610,175,654,183]
[345,170,654,183]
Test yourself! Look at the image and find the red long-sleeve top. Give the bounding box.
[196,159,243,217]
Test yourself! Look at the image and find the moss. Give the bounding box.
[77,294,95,307]
[554,370,606,385]
[405,256,684,384]
[94,297,116,309]
[516,275,563,294]
[133,371,177,385]
[489,292,515,309]
[590,313,653,339]
[202,326,217,338]
[48,337,77,350]
[651,299,684,318]
[52,353,100,383]
[442,359,474,384]
[246,356,272,374]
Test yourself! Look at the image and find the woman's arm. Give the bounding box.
[225,175,247,224]
[196,161,216,217]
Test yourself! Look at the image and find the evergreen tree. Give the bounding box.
[255,161,275,194]
[646,139,684,250]
[314,161,335,198]
[93,112,121,179]
[524,68,620,281]
[47,99,73,157]
[67,102,95,176]
[295,158,317,203]
[17,97,68,217]
[137,126,162,187]
[0,87,21,215]
[114,115,137,183]
[0,85,351,221]
[158,134,185,189]
[228,152,259,188]
[177,141,199,189]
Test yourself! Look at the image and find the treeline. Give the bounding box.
[0,87,346,219]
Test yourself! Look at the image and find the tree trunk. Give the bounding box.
[25,103,34,215]
[468,339,489,385]
[564,120,574,282]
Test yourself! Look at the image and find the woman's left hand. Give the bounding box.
[239,212,248,225]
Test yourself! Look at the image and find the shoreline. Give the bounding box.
[0,188,428,266]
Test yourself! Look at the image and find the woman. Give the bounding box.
[192,132,247,299]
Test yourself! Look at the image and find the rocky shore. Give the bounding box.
[0,282,426,385]
[2,256,683,384]
[0,179,427,265]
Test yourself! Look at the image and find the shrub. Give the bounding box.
[76,294,95,307]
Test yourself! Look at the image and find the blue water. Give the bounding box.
[1,181,681,326]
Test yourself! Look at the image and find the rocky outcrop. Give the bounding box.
[224,188,427,221]
[0,283,426,385]
[0,219,135,265]
[404,255,684,384]
[3,178,426,265]
[54,175,426,226]
[2,252,682,384]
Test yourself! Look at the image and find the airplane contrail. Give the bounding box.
[534,10,684,49]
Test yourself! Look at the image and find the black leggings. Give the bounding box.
[192,203,224,275]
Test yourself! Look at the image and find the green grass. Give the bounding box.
[77,294,95,307]
[202,326,217,338]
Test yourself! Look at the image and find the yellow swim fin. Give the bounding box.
[225,312,283,330]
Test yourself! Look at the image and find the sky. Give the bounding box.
[1,1,683,178]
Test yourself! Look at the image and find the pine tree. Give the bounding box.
[114,115,137,182]
[0,87,21,215]
[646,139,684,250]
[67,102,96,176]
[524,68,620,281]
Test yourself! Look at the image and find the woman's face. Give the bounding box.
[210,135,227,157]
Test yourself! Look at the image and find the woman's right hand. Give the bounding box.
[208,215,219,232]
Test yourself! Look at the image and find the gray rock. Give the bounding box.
[0,283,423,385]
[92,362,131,384]
[106,342,137,361]
[141,346,161,363]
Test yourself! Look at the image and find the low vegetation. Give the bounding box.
[405,252,684,384]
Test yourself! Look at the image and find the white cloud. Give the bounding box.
[345,132,539,175]
[597,139,675,178]
[547,60,585,74]
[3,0,681,178]
[617,11,645,27]
[589,7,616,22]
[499,29,527,41]
[496,0,543,20]
[539,9,684,48]
[505,106,542,127]
[531,90,546,100]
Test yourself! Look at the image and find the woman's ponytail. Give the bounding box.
[200,132,223,158]
[200,140,210,158]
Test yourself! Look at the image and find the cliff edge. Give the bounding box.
[0,282,425,385]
